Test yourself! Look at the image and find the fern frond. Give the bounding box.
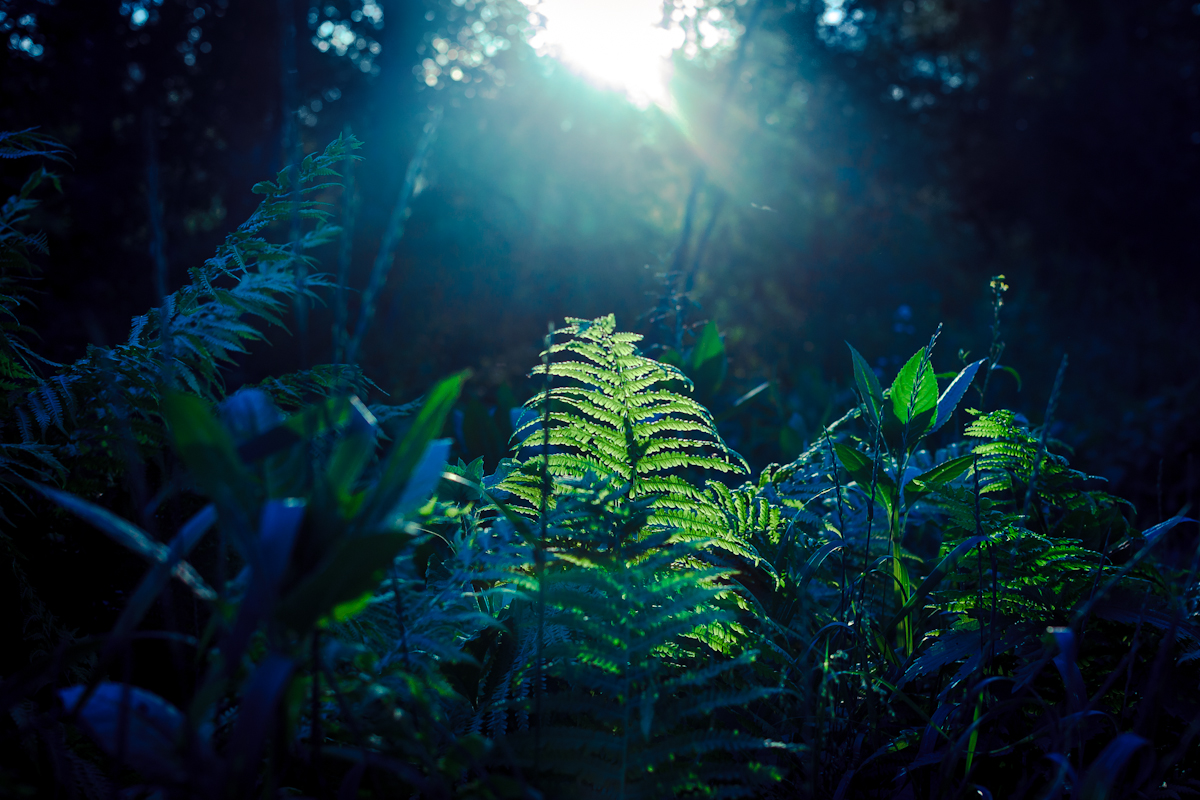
[498,314,749,551]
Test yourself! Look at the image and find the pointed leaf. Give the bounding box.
[847,343,884,425]
[1047,627,1087,715]
[906,454,975,503]
[236,394,375,463]
[226,654,295,796]
[325,402,380,498]
[797,541,845,595]
[833,443,896,519]
[890,349,938,433]
[994,363,1022,391]
[223,499,305,670]
[930,359,985,433]
[218,388,285,447]
[390,438,451,521]
[163,392,256,522]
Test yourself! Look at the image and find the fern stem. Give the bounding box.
[534,321,553,776]
[977,275,1008,409]
[824,426,848,622]
[857,411,883,618]
[343,107,443,367]
[391,563,412,672]
[310,629,322,778]
[1021,354,1068,521]
[332,124,356,367]
[142,107,174,393]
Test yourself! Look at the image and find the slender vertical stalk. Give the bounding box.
[857,416,883,615]
[391,563,412,672]
[343,107,443,367]
[534,322,554,775]
[1022,354,1068,521]
[824,427,848,621]
[977,275,1008,408]
[310,629,322,781]
[143,107,173,394]
[974,454,986,666]
[278,0,306,367]
[333,124,355,366]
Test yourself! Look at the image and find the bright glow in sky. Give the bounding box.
[520,0,686,109]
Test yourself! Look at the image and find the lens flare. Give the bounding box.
[521,0,685,108]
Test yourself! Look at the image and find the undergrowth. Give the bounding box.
[1,129,1197,799]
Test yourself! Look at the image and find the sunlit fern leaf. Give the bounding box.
[489,474,787,798]
[496,314,749,553]
[964,409,1104,515]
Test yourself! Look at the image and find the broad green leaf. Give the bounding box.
[833,443,896,520]
[59,683,210,785]
[325,402,380,499]
[222,499,305,670]
[360,372,465,530]
[275,533,409,632]
[906,454,976,504]
[930,359,986,433]
[390,438,452,522]
[163,392,256,526]
[687,321,726,399]
[847,343,885,426]
[889,349,938,434]
[225,654,295,796]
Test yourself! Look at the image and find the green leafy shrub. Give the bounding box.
[1,132,1197,800]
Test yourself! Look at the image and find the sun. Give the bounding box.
[520,0,686,109]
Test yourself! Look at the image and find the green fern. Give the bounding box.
[963,408,1127,528]
[3,134,364,496]
[496,314,750,556]
[489,474,787,799]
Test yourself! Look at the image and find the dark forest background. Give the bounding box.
[2,0,1198,518]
